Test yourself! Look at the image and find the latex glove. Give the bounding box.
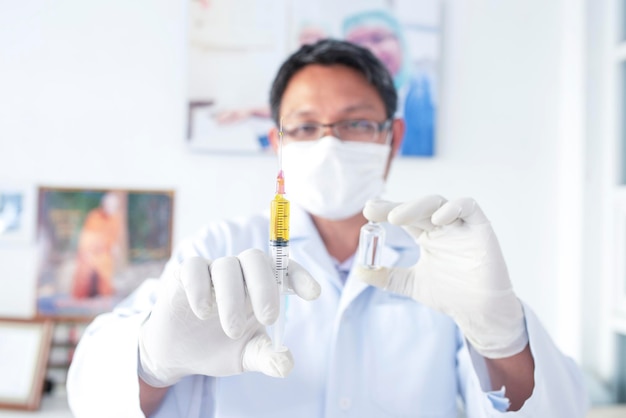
[357,196,528,359]
[138,249,321,387]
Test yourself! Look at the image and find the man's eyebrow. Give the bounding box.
[341,103,380,113]
[283,109,318,119]
[283,103,381,119]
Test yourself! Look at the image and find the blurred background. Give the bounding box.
[0,0,623,416]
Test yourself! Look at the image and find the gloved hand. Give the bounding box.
[138,249,321,387]
[357,196,528,359]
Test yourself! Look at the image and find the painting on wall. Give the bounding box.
[35,187,174,318]
[186,0,440,157]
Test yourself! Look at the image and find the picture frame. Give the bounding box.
[36,187,175,319]
[0,184,35,244]
[0,318,53,411]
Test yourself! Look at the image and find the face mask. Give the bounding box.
[281,136,391,220]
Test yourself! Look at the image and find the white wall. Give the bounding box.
[0,0,585,365]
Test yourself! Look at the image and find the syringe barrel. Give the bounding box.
[357,221,386,269]
[270,242,294,294]
[269,169,291,351]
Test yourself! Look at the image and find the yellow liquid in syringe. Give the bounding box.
[270,194,290,242]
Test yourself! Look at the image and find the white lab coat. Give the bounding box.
[67,205,589,418]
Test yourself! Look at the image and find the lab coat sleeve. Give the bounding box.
[67,279,156,418]
[459,302,590,417]
[67,279,217,418]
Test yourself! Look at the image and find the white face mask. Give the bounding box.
[281,136,391,220]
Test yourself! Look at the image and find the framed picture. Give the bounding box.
[186,0,440,157]
[36,187,175,319]
[0,185,35,243]
[0,318,53,411]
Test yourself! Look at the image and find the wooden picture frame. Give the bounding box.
[0,318,53,411]
[36,187,175,319]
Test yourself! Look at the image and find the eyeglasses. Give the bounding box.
[282,119,392,143]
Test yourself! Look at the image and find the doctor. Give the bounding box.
[67,39,588,417]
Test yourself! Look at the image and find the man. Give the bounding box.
[67,40,587,417]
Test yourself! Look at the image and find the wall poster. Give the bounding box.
[187,0,440,157]
[36,187,174,318]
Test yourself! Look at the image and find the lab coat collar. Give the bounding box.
[289,202,317,241]
[289,204,343,290]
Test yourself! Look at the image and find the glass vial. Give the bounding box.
[357,221,385,269]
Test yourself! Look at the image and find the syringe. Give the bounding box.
[269,122,293,351]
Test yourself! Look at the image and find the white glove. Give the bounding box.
[138,249,321,387]
[357,196,528,359]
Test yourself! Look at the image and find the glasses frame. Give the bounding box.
[281,119,393,143]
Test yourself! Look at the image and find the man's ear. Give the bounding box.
[268,127,280,153]
[390,118,405,156]
[384,118,405,179]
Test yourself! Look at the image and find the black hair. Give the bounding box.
[269,39,397,124]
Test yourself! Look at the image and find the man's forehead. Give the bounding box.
[277,64,386,118]
[280,65,377,97]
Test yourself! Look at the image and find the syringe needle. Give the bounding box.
[278,116,284,172]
